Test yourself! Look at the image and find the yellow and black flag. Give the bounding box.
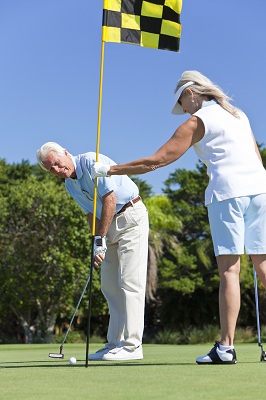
[102,0,182,52]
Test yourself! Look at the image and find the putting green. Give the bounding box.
[0,343,265,400]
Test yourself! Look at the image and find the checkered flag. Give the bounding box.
[102,0,182,52]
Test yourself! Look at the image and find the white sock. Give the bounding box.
[219,343,234,351]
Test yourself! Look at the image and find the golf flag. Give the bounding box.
[102,0,182,52]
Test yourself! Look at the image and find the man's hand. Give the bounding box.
[91,162,110,178]
[93,236,107,266]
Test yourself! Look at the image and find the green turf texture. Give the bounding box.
[0,343,265,399]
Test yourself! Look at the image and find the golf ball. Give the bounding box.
[69,357,76,365]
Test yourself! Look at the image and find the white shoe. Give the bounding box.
[102,345,143,361]
[88,344,115,361]
[196,342,237,364]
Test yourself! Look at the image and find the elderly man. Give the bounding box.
[36,142,149,361]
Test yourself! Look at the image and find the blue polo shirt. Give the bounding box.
[65,152,139,219]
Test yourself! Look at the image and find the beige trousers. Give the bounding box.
[101,200,149,348]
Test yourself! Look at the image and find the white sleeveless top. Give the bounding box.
[193,101,266,205]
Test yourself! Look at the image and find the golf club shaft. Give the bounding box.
[253,267,261,345]
[61,273,91,347]
[85,238,95,367]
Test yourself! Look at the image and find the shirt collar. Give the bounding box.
[71,155,83,179]
[201,100,217,108]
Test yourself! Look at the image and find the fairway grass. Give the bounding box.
[0,343,265,400]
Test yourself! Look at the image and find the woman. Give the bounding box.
[92,71,266,364]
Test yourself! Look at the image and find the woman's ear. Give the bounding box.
[187,88,194,97]
[187,88,195,102]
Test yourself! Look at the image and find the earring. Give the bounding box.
[191,99,194,103]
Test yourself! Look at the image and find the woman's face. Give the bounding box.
[178,89,200,115]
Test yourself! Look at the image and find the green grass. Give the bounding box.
[1,343,266,400]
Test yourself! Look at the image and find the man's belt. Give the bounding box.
[117,196,142,215]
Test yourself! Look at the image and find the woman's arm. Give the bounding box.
[94,116,204,177]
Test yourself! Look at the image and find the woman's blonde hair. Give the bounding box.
[176,71,240,118]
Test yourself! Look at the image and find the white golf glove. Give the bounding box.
[91,162,110,178]
[94,236,107,257]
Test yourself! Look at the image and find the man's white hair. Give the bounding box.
[36,142,66,171]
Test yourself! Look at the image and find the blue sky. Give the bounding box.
[1,0,265,194]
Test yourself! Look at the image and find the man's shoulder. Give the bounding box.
[78,152,115,164]
[78,152,95,161]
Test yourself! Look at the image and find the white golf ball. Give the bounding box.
[69,357,76,365]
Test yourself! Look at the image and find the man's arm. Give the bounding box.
[87,191,116,266]
[97,191,116,237]
[86,191,116,235]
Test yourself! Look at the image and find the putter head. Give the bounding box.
[48,344,64,359]
[49,353,64,359]
[260,351,266,362]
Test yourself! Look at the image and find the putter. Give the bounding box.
[253,267,266,362]
[49,273,91,359]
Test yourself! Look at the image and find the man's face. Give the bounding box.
[42,151,76,179]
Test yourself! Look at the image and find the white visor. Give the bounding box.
[171,81,195,115]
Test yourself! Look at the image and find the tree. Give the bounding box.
[155,163,219,329]
[144,195,182,301]
[0,175,106,343]
[142,195,183,337]
[2,144,266,344]
[260,145,266,167]
[131,176,153,198]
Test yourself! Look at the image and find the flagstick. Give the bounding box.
[85,39,106,368]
